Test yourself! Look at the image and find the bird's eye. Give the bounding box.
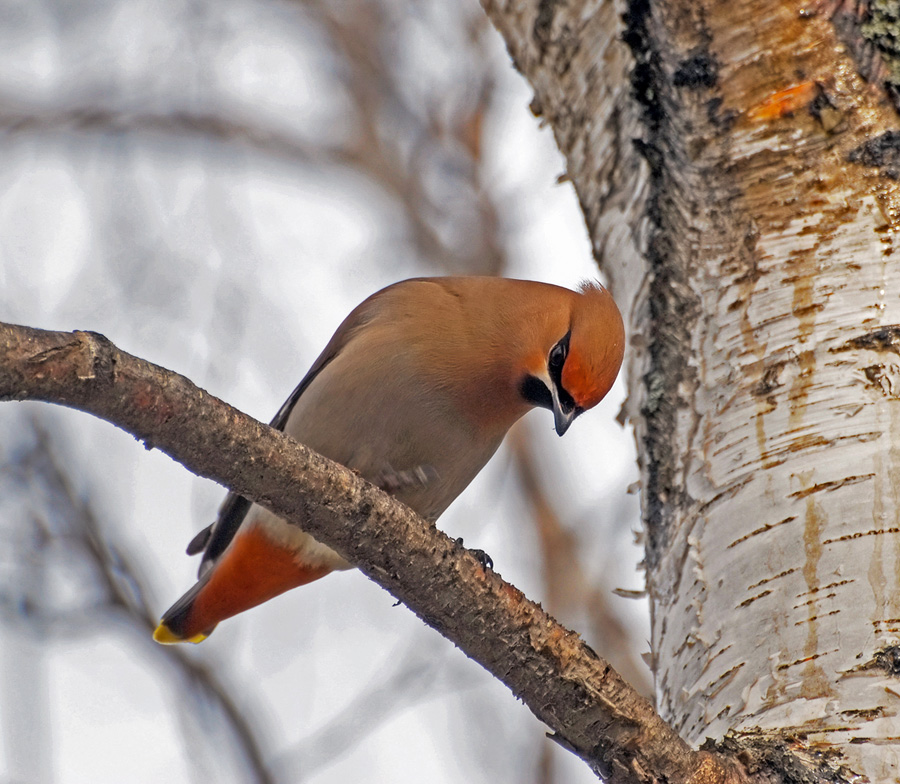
[548,344,565,374]
[548,333,570,379]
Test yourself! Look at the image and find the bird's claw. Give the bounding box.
[377,464,439,493]
[455,537,493,570]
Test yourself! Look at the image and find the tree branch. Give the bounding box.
[0,321,735,784]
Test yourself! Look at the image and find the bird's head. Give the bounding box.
[519,282,625,436]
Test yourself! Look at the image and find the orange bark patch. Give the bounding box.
[747,81,818,122]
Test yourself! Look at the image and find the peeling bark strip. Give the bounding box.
[0,322,735,784]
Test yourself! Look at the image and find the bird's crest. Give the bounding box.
[563,282,625,410]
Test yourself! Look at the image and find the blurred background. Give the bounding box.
[0,0,647,782]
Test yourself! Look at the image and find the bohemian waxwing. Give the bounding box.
[154,276,625,643]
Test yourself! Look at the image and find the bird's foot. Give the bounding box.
[376,464,439,493]
[455,537,493,570]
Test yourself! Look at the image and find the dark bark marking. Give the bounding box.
[860,363,900,397]
[738,589,772,609]
[846,644,900,677]
[872,645,900,675]
[848,130,900,178]
[708,734,863,783]
[532,0,562,57]
[623,0,705,565]
[750,361,786,401]
[822,526,900,545]
[807,85,845,133]
[673,50,719,89]
[834,323,900,354]
[727,516,797,551]
[787,474,875,499]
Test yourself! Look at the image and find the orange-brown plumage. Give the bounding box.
[562,282,626,410]
[154,276,625,643]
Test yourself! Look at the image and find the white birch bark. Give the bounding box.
[483,0,900,778]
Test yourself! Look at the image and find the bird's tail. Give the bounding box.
[153,526,332,644]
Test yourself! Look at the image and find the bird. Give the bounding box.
[153,276,625,644]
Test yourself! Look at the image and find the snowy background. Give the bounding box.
[0,1,647,782]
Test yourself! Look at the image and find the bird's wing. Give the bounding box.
[189,286,395,576]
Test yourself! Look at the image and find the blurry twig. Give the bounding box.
[0,417,276,784]
[0,96,323,163]
[273,638,472,780]
[508,420,651,783]
[296,0,506,275]
[508,422,651,697]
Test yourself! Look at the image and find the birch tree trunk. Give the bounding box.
[483,0,900,778]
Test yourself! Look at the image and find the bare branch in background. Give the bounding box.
[298,0,506,275]
[0,97,323,163]
[509,422,650,784]
[273,638,468,780]
[0,419,276,784]
[509,422,651,697]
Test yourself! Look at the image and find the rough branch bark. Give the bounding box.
[0,321,729,784]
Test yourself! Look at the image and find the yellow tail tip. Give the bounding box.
[153,622,209,645]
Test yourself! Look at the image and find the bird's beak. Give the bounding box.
[549,383,577,437]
